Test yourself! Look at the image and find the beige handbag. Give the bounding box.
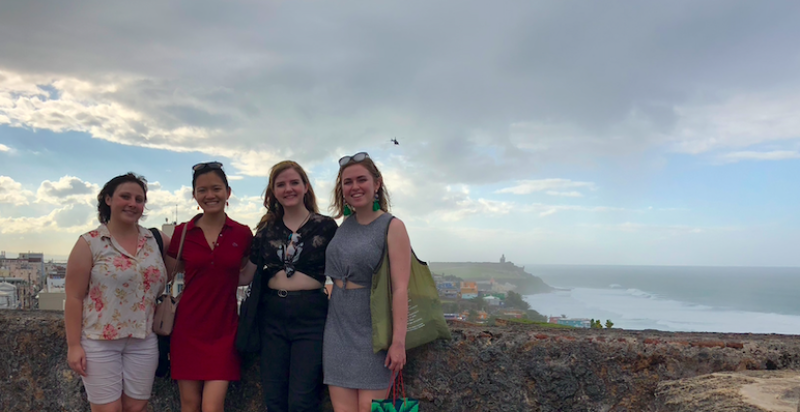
[153,224,188,336]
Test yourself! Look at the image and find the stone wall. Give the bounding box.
[2,311,800,411]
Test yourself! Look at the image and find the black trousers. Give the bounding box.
[258,289,328,412]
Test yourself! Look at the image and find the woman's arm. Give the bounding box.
[239,259,257,286]
[240,229,260,286]
[64,238,92,377]
[384,218,411,375]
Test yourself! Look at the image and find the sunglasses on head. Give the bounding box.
[192,161,223,172]
[338,152,370,168]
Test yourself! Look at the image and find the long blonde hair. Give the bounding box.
[255,161,319,231]
[330,157,390,219]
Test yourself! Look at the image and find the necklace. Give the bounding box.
[288,210,312,234]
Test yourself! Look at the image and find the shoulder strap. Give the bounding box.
[167,224,189,288]
[149,228,164,257]
[383,215,395,245]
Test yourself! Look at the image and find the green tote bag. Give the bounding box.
[370,217,451,354]
[371,373,420,412]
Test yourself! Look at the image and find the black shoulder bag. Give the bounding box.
[235,260,263,353]
[149,228,172,378]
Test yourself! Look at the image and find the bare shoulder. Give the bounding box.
[387,216,409,244]
[67,237,93,270]
[388,216,407,232]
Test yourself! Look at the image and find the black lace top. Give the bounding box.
[249,213,338,286]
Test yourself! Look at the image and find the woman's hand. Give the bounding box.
[67,344,87,377]
[384,341,406,374]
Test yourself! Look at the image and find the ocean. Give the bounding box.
[522,265,800,335]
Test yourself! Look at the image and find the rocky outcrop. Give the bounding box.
[2,311,800,411]
[655,370,800,412]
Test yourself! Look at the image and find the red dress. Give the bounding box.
[167,215,253,381]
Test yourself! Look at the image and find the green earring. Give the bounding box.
[343,203,352,217]
[372,194,380,212]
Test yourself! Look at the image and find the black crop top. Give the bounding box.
[249,213,338,285]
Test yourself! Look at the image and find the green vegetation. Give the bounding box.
[505,291,529,311]
[503,318,573,328]
[430,262,526,280]
[441,302,459,314]
[525,310,547,322]
[590,319,614,329]
[467,309,478,322]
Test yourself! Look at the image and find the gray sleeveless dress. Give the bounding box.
[323,213,393,390]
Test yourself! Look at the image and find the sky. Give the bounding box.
[1,1,799,266]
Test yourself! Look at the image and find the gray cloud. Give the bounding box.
[2,0,800,184]
[38,177,93,198]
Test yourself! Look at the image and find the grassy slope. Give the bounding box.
[429,262,527,280]
[429,261,554,294]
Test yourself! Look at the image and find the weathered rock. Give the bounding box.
[655,370,800,412]
[3,311,800,411]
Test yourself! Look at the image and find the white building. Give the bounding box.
[0,282,18,309]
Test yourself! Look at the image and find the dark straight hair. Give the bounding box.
[192,167,229,191]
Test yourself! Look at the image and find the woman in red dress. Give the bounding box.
[166,162,253,412]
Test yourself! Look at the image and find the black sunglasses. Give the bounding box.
[338,152,370,168]
[192,161,223,172]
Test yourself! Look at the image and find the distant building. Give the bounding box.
[460,281,478,300]
[484,296,502,307]
[490,279,515,294]
[500,309,526,319]
[475,280,493,292]
[1,252,44,285]
[161,223,176,238]
[0,282,18,309]
[436,280,460,299]
[461,310,489,321]
[550,317,591,328]
[18,252,45,284]
[38,266,67,311]
[38,291,66,311]
[500,254,505,263]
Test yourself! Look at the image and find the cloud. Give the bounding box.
[497,179,595,195]
[545,191,583,197]
[36,176,98,205]
[0,70,227,154]
[1,1,798,187]
[0,143,11,152]
[717,150,800,163]
[0,176,268,235]
[580,222,737,238]
[525,203,631,218]
[0,204,95,234]
[439,189,514,222]
[143,182,266,228]
[668,93,800,154]
[0,176,34,205]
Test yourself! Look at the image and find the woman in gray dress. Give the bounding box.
[323,152,411,412]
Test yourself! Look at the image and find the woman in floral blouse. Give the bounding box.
[64,173,168,412]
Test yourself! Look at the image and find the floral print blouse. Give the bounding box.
[81,224,167,340]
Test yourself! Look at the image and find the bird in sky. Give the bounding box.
[390,137,399,145]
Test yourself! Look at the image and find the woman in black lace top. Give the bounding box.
[239,160,337,412]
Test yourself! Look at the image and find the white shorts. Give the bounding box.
[80,333,159,405]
